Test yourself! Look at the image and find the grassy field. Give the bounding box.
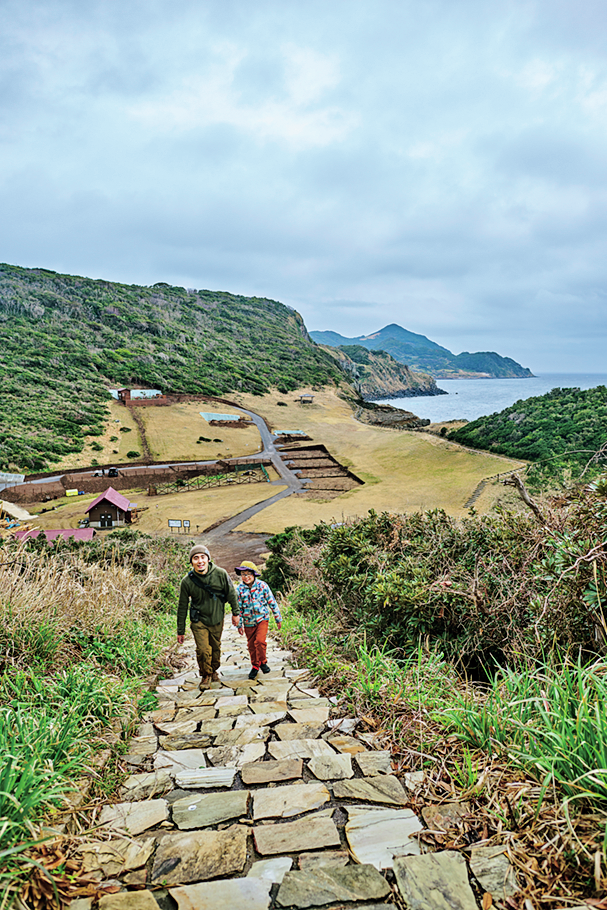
[29,387,524,537]
[46,400,142,472]
[26,469,284,535]
[139,401,261,462]
[46,399,262,473]
[230,387,524,533]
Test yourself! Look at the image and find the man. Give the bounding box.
[235,560,282,679]
[177,544,239,689]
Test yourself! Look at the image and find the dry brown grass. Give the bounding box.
[28,471,285,536]
[139,400,261,462]
[46,401,142,472]
[0,542,158,669]
[230,387,524,532]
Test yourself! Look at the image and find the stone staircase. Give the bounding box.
[70,618,517,909]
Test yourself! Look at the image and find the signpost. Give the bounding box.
[168,519,192,534]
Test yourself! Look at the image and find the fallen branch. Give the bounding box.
[503,473,547,524]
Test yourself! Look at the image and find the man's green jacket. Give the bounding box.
[177,562,239,635]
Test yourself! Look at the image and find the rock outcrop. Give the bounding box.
[322,344,445,400]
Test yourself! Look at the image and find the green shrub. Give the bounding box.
[126,450,140,458]
[266,492,607,667]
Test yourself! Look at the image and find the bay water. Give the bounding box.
[375,373,607,423]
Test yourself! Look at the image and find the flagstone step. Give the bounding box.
[172,789,250,829]
[174,767,237,789]
[276,863,391,908]
[252,781,331,820]
[84,623,487,910]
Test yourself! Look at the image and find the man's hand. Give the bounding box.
[177,634,185,644]
[231,614,240,627]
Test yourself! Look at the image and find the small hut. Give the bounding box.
[85,487,135,529]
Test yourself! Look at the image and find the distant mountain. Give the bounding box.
[311,324,533,379]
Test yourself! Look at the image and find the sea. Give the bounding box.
[374,373,607,423]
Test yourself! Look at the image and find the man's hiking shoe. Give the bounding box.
[199,675,212,690]
[260,663,271,674]
[248,668,259,679]
[211,671,220,682]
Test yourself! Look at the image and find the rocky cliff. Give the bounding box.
[322,344,445,400]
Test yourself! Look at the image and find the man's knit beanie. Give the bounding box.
[189,544,210,562]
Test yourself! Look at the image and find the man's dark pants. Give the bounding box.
[191,620,223,676]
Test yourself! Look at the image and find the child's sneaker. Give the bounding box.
[260,663,271,674]
[248,668,259,679]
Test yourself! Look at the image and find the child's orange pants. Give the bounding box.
[244,620,269,669]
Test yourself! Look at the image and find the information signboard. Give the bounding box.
[168,519,182,529]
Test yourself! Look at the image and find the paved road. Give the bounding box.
[204,406,303,541]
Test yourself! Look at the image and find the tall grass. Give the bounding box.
[0,666,134,851]
[441,654,607,802]
[0,533,185,897]
[0,542,159,669]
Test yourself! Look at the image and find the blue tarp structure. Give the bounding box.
[200,412,241,422]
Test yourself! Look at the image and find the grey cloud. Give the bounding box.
[1,0,607,370]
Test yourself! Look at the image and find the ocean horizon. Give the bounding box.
[374,373,607,423]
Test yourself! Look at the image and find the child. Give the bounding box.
[234,560,282,679]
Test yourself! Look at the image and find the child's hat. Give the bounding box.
[235,560,261,576]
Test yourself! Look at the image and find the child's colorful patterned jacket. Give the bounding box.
[236,579,282,628]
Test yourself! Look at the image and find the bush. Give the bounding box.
[265,490,607,668]
[126,450,140,458]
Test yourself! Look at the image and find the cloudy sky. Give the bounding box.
[1,0,607,372]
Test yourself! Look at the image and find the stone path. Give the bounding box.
[72,618,518,909]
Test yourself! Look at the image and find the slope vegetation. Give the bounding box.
[449,385,607,483]
[0,263,341,471]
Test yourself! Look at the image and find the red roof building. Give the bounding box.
[85,487,134,529]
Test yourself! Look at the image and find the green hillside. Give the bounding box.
[449,386,607,482]
[0,263,341,472]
